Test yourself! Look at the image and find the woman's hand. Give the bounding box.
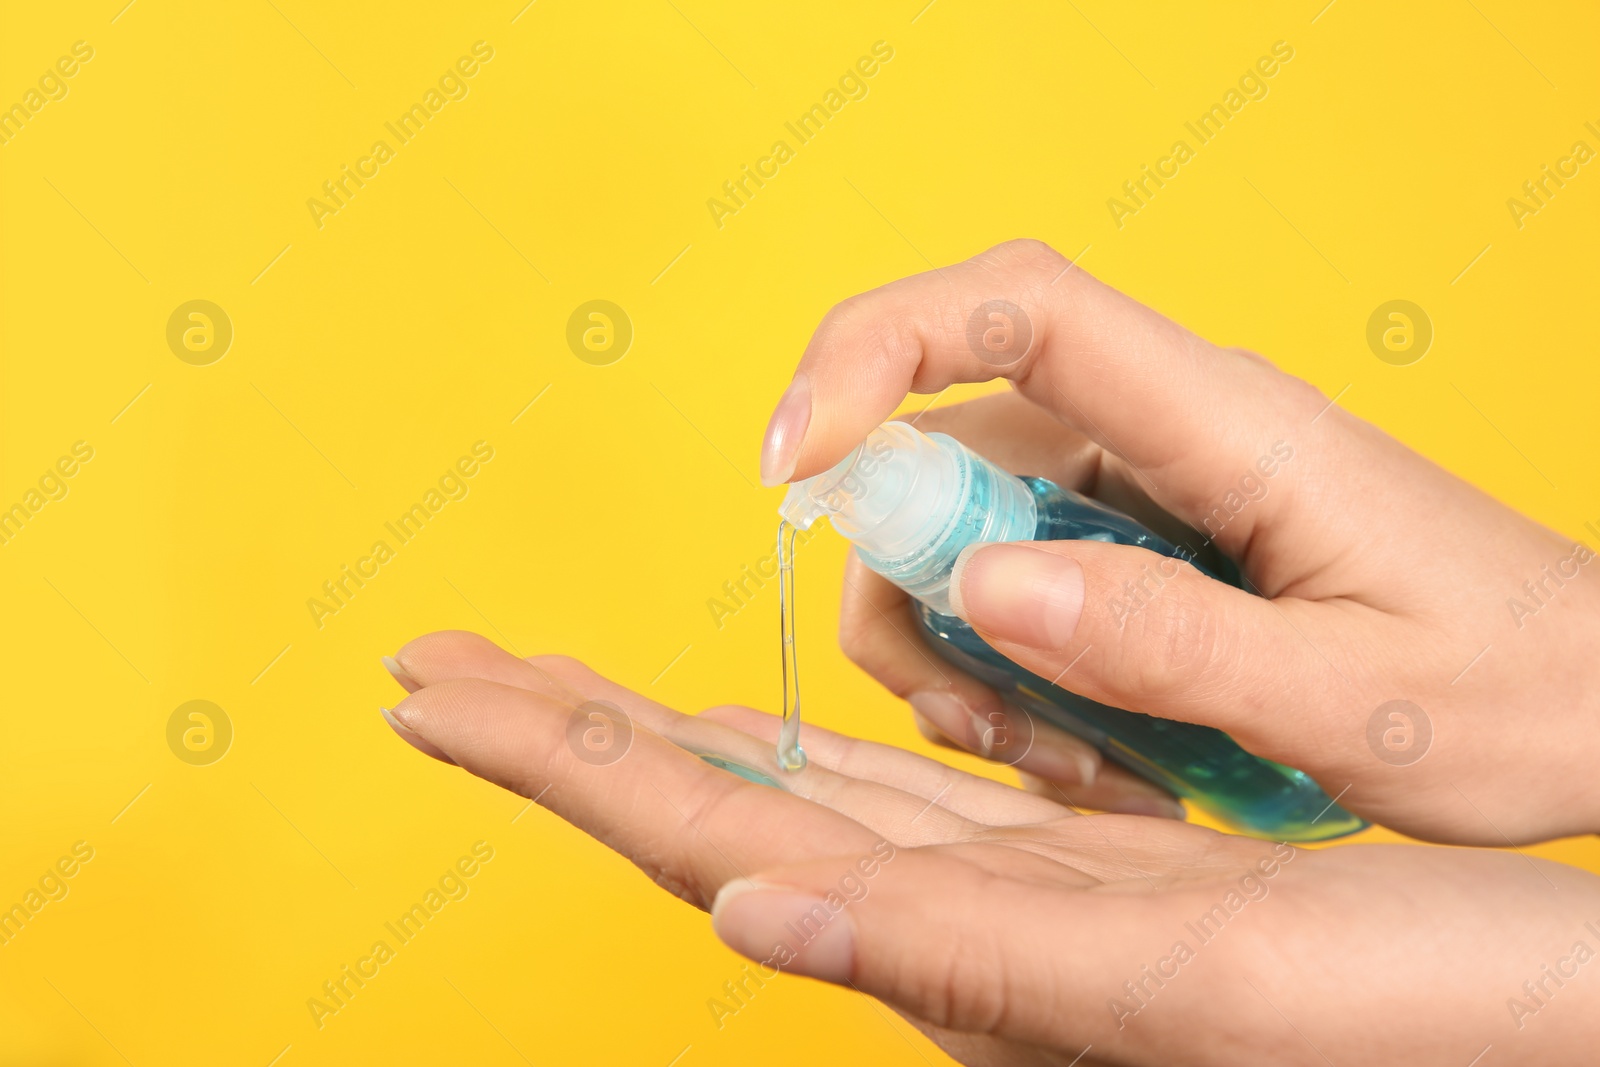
[763,239,1600,845]
[381,632,1600,1066]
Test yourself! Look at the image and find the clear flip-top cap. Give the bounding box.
[779,420,1038,613]
[778,421,962,559]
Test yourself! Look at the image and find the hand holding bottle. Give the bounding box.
[763,239,1600,845]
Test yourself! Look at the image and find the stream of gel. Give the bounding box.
[776,520,806,772]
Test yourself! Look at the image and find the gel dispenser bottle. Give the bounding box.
[780,421,1365,842]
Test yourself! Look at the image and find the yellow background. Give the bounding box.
[3,1,1598,1063]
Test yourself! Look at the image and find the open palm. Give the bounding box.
[381,631,1599,1066]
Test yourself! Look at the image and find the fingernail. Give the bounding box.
[907,690,990,753]
[910,710,954,749]
[949,543,1085,649]
[1020,729,1099,788]
[711,879,855,983]
[760,374,812,486]
[380,706,457,765]
[381,655,421,693]
[380,706,420,739]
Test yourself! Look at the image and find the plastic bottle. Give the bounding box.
[780,420,1364,841]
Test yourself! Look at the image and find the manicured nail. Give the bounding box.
[760,374,812,486]
[949,543,1085,650]
[380,706,457,765]
[381,655,421,693]
[1019,727,1100,788]
[711,879,855,983]
[907,690,990,753]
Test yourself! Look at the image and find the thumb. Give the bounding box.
[708,847,1136,1049]
[946,539,1338,748]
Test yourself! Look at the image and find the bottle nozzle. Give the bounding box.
[779,422,950,550]
[778,421,1037,613]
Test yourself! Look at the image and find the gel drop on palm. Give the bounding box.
[780,420,1364,842]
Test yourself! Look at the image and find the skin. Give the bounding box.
[383,635,1600,1066]
[385,241,1600,1062]
[763,239,1600,846]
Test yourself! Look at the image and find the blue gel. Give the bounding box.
[698,754,784,789]
[781,421,1365,842]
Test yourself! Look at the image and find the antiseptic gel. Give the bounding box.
[779,421,1364,841]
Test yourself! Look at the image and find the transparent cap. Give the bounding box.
[779,421,1038,613]
[777,422,963,559]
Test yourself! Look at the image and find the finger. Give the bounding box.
[379,706,456,765]
[390,676,887,910]
[710,845,1166,1050]
[702,703,1183,826]
[762,239,1326,559]
[841,554,1108,787]
[838,554,1185,816]
[390,630,588,702]
[947,539,1337,747]
[698,704,1073,827]
[1017,770,1184,821]
[380,654,422,693]
[913,693,1185,818]
[839,554,991,719]
[394,633,746,765]
[391,633,1009,846]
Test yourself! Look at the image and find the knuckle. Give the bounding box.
[1278,370,1332,417]
[815,292,886,344]
[837,574,871,655]
[818,292,868,334]
[900,911,1009,1032]
[837,617,900,687]
[837,608,869,660]
[1225,353,1326,419]
[837,566,902,669]
[982,238,1067,276]
[837,616,923,700]
[811,293,923,373]
[1118,570,1231,700]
